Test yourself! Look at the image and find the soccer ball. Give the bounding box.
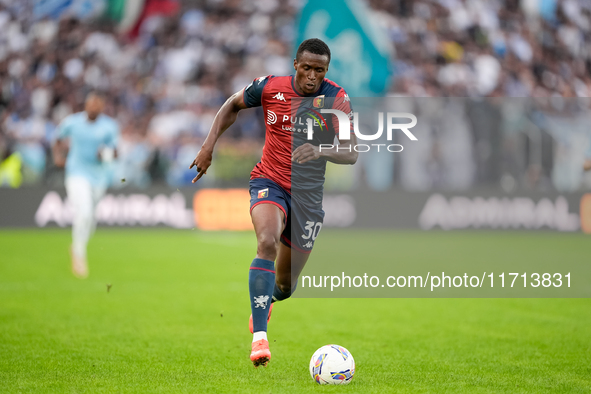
[309,344,355,385]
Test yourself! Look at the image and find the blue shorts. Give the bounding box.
[249,177,325,253]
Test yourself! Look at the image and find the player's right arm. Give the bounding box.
[52,140,68,168]
[584,140,591,171]
[52,115,73,168]
[189,90,248,183]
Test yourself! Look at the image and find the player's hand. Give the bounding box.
[292,143,321,164]
[189,148,213,183]
[97,146,116,163]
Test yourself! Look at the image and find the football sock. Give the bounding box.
[72,214,92,259]
[249,258,275,333]
[72,241,86,259]
[252,331,267,342]
[271,279,298,303]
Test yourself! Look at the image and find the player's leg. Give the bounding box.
[272,195,323,301]
[273,243,309,302]
[249,202,284,366]
[65,176,94,278]
[89,184,106,237]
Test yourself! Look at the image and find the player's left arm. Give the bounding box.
[292,89,358,165]
[98,120,120,162]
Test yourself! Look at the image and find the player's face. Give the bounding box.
[85,95,105,121]
[293,51,329,95]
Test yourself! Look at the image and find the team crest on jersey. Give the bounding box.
[313,95,324,108]
[257,188,269,199]
[272,92,286,102]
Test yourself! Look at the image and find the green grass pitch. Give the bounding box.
[1,229,590,393]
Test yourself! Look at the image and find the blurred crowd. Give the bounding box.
[0,0,590,191]
[374,0,591,97]
[368,0,591,192]
[0,0,295,188]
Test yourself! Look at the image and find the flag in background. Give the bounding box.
[296,0,396,191]
[121,0,179,37]
[34,0,179,38]
[296,0,393,97]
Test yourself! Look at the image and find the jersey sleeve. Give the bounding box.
[56,115,73,140]
[332,89,354,139]
[243,75,272,108]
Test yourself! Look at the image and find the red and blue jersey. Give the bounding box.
[243,75,352,196]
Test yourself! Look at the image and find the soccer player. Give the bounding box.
[52,92,119,278]
[189,39,357,367]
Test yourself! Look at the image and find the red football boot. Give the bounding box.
[250,339,271,367]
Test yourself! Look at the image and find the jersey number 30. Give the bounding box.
[302,221,322,241]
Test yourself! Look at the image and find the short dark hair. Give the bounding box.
[86,90,106,101]
[296,38,331,63]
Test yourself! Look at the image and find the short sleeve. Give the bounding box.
[332,89,354,139]
[243,75,271,108]
[56,115,73,140]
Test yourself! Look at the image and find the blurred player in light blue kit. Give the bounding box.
[52,92,119,278]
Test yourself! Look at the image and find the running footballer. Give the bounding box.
[190,39,357,367]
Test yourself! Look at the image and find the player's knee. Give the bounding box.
[74,211,89,223]
[256,233,280,260]
[275,281,292,296]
